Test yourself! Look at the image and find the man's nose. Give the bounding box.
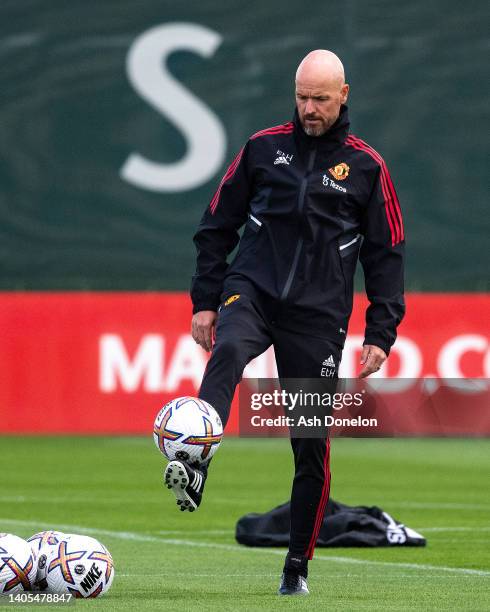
[305,98,316,115]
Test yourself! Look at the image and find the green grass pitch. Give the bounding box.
[0,436,489,610]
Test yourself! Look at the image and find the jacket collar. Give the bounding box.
[293,104,350,151]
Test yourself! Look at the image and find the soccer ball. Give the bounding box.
[0,533,36,594]
[28,531,66,556]
[41,534,114,598]
[153,396,223,464]
[27,531,68,590]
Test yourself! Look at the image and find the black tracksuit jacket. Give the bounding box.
[191,105,405,355]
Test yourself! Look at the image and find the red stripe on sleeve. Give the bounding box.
[346,135,404,246]
[250,122,294,140]
[209,148,244,214]
[209,122,294,215]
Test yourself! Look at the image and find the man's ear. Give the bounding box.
[341,83,349,104]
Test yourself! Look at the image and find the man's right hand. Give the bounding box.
[191,310,217,352]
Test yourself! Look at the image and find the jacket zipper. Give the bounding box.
[280,146,317,301]
[336,244,348,304]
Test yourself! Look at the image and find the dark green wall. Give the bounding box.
[0,1,487,290]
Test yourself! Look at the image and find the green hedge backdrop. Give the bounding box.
[0,0,487,290]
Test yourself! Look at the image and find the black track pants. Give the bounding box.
[198,294,341,559]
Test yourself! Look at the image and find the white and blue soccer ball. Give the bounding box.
[39,534,114,598]
[28,530,67,557]
[27,530,69,590]
[153,396,223,464]
[0,533,37,595]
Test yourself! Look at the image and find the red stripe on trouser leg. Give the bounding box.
[306,439,331,559]
[305,437,331,559]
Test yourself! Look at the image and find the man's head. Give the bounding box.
[295,50,349,137]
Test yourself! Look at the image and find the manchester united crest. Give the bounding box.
[328,162,350,181]
[224,294,240,306]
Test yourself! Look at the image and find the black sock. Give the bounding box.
[199,457,212,478]
[284,552,308,578]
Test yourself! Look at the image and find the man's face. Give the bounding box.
[295,77,349,137]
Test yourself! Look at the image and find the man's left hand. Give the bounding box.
[359,344,387,378]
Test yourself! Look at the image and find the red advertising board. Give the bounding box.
[0,292,488,434]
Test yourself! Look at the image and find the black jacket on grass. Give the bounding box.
[235,499,426,548]
[191,105,405,355]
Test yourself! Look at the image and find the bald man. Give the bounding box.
[166,50,405,595]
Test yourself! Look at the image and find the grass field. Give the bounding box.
[0,436,489,611]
